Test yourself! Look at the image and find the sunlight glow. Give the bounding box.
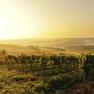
[0,0,93,39]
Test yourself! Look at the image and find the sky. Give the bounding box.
[0,0,94,39]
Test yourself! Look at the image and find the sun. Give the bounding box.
[0,18,40,40]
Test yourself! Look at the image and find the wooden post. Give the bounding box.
[83,56,87,94]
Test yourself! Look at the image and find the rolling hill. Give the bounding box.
[0,38,93,55]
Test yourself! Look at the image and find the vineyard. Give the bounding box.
[0,51,94,94]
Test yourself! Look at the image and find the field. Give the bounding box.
[0,38,93,94]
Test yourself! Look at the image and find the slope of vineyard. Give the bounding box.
[0,52,93,94]
[0,38,93,93]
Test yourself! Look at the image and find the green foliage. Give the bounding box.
[48,72,82,91]
[0,53,93,94]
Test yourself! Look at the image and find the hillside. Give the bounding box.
[0,38,94,47]
[0,38,93,55]
[0,44,64,55]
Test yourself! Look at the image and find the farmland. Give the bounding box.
[0,38,93,94]
[0,50,93,94]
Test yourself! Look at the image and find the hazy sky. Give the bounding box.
[0,0,94,39]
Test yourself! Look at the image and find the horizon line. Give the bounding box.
[0,37,94,40]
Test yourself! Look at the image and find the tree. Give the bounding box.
[0,50,7,64]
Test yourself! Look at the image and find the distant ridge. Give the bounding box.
[0,38,94,47]
[0,38,93,55]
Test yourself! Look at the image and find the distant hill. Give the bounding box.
[0,44,64,55]
[66,45,94,53]
[0,38,93,47]
[0,38,93,55]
